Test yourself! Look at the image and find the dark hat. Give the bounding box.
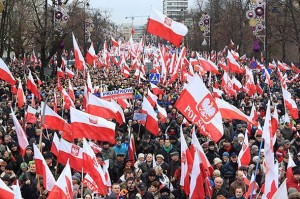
[160,187,171,195]
[142,141,148,147]
[95,152,103,158]
[116,137,122,142]
[293,168,300,175]
[169,135,177,140]
[208,141,215,146]
[1,174,10,182]
[124,136,129,141]
[144,135,151,139]
[10,143,18,148]
[44,152,53,159]
[117,128,124,133]
[170,151,179,156]
[137,183,147,191]
[124,158,132,163]
[72,173,81,182]
[102,141,109,145]
[223,138,231,142]
[5,164,13,171]
[284,140,291,145]
[223,152,230,157]
[239,166,247,171]
[117,153,125,157]
[231,152,238,157]
[26,146,33,151]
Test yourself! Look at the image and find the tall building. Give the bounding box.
[163,0,188,22]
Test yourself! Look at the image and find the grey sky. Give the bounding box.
[89,0,195,26]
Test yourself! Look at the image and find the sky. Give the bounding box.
[89,0,195,26]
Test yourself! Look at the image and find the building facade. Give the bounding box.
[163,0,188,22]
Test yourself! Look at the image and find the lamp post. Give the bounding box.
[199,12,211,58]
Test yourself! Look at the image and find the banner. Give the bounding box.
[133,113,147,121]
[100,87,133,100]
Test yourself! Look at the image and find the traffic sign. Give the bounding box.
[149,73,160,84]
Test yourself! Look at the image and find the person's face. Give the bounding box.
[214,178,223,189]
[146,154,153,162]
[223,156,229,162]
[238,137,244,142]
[223,141,230,147]
[171,155,179,161]
[126,180,134,189]
[159,139,164,146]
[45,158,52,165]
[26,149,32,155]
[148,175,156,181]
[29,164,36,173]
[256,137,262,142]
[103,144,109,149]
[209,145,215,150]
[84,195,92,199]
[150,185,158,192]
[235,188,244,198]
[4,138,9,144]
[236,171,243,182]
[112,185,120,194]
[231,156,238,163]
[216,162,222,169]
[165,140,171,148]
[156,157,163,164]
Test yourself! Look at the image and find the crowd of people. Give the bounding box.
[0,46,300,199]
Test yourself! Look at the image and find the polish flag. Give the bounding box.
[26,70,41,100]
[11,84,17,95]
[53,91,58,113]
[70,107,116,144]
[198,57,220,74]
[102,159,111,187]
[0,178,14,199]
[141,96,159,136]
[86,93,124,125]
[41,102,71,140]
[147,88,158,107]
[25,105,37,124]
[57,67,65,78]
[282,86,298,119]
[221,71,236,97]
[189,148,205,199]
[35,74,43,86]
[175,74,223,142]
[180,125,193,195]
[88,141,102,154]
[72,33,86,70]
[68,79,75,101]
[291,62,300,73]
[17,81,26,108]
[286,150,296,180]
[128,134,136,165]
[147,8,188,47]
[111,36,119,47]
[110,100,126,125]
[57,77,63,92]
[273,179,287,199]
[62,89,75,110]
[82,139,107,195]
[238,133,250,167]
[86,71,93,93]
[11,108,28,156]
[215,98,253,124]
[256,79,263,95]
[33,144,56,191]
[212,87,223,98]
[263,67,273,86]
[123,64,131,78]
[51,132,60,157]
[277,60,290,71]
[0,58,16,85]
[231,77,242,91]
[227,50,243,73]
[82,174,99,193]
[57,138,84,172]
[249,103,259,126]
[190,130,214,176]
[48,160,73,199]
[157,103,167,123]
[244,174,259,199]
[243,67,256,96]
[86,42,97,65]
[65,67,74,79]
[31,93,35,107]
[150,82,165,95]
[117,98,130,109]
[271,105,279,145]
[61,57,67,68]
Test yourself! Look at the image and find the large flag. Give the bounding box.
[65,67,74,79]
[11,108,28,156]
[61,89,75,110]
[0,178,14,199]
[282,86,299,119]
[26,70,41,100]
[51,132,60,157]
[198,57,220,74]
[48,160,73,199]
[237,133,250,167]
[0,58,16,85]
[147,88,158,107]
[68,79,75,101]
[128,133,136,165]
[72,33,86,70]
[227,51,243,73]
[244,174,259,198]
[70,107,116,143]
[141,96,159,136]
[86,42,97,65]
[33,145,56,191]
[150,82,165,95]
[11,180,22,199]
[286,150,296,180]
[157,103,167,123]
[17,81,26,108]
[147,8,188,47]
[189,148,205,199]
[57,67,65,78]
[273,179,287,199]
[175,74,223,142]
[25,105,37,124]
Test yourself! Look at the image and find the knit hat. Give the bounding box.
[72,173,81,182]
[20,162,28,169]
[222,152,230,157]
[213,158,222,165]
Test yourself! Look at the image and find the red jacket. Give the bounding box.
[287,177,300,192]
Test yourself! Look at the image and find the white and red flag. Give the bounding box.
[26,70,41,100]
[141,96,159,136]
[86,42,97,65]
[72,33,86,71]
[291,62,300,73]
[35,74,43,86]
[150,82,165,95]
[263,67,273,86]
[11,108,28,156]
[68,79,75,101]
[51,132,60,157]
[227,50,243,73]
[180,125,193,195]
[82,174,99,193]
[175,74,223,142]
[117,98,130,109]
[147,88,158,107]
[221,71,236,97]
[17,81,26,108]
[48,160,73,199]
[111,36,119,47]
[65,67,74,79]
[123,64,131,78]
[271,105,279,145]
[147,8,188,47]
[0,178,14,199]
[212,87,223,98]
[237,132,251,167]
[61,89,75,110]
[57,67,65,78]
[189,148,205,199]
[70,107,116,143]
[244,174,259,199]
[25,105,37,124]
[128,133,136,165]
[273,179,287,199]
[86,93,124,125]
[33,144,56,191]
[286,150,296,180]
[282,86,298,119]
[157,103,167,123]
[198,57,220,74]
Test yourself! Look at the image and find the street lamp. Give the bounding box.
[199,13,211,57]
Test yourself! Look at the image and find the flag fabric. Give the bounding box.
[244,174,259,199]
[221,72,236,97]
[282,86,299,119]
[25,105,37,124]
[128,134,136,165]
[175,74,223,142]
[61,89,75,110]
[263,67,273,86]
[141,96,159,136]
[86,42,97,65]
[180,125,193,195]
[57,67,65,78]
[189,148,205,199]
[65,67,74,79]
[286,150,296,180]
[33,144,56,191]
[212,87,223,98]
[117,98,130,109]
[26,70,41,100]
[273,179,287,199]
[72,33,86,70]
[48,160,73,199]
[17,81,26,108]
[157,103,167,123]
[0,58,16,85]
[11,108,28,156]
[11,180,22,199]
[0,178,14,199]
[51,132,60,157]
[41,102,72,140]
[150,82,165,95]
[111,36,119,47]
[35,74,42,86]
[147,88,158,107]
[291,63,300,73]
[237,133,250,167]
[227,51,243,73]
[147,8,188,47]
[68,79,75,101]
[70,107,116,144]
[198,57,220,74]
[82,174,99,193]
[215,98,253,124]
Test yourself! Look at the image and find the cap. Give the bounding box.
[169,135,177,140]
[213,158,222,165]
[124,158,132,163]
[156,154,164,160]
[44,152,53,159]
[138,153,145,159]
[117,153,125,157]
[138,183,147,191]
[293,168,300,175]
[26,146,33,151]
[142,141,148,147]
[238,133,245,138]
[231,152,238,157]
[148,169,156,176]
[160,187,171,195]
[222,152,230,157]
[170,151,179,156]
[284,140,291,145]
[102,141,109,145]
[208,141,215,146]
[252,156,259,163]
[95,152,103,158]
[72,173,81,182]
[5,164,13,170]
[20,162,28,169]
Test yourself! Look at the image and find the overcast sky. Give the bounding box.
[89,0,195,26]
